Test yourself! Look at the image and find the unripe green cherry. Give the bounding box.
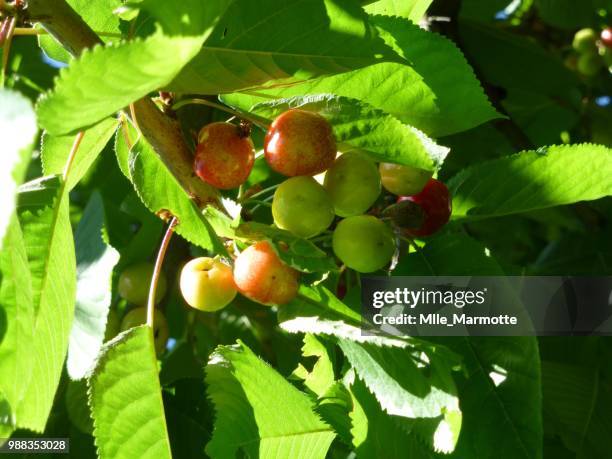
[117,262,167,306]
[323,152,381,217]
[572,28,598,53]
[332,215,395,273]
[272,176,335,238]
[120,307,169,356]
[379,163,432,196]
[577,52,602,76]
[180,257,238,312]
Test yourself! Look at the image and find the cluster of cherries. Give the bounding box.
[114,109,452,350]
[185,109,451,309]
[569,26,612,76]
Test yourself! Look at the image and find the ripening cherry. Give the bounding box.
[379,162,432,197]
[272,176,335,238]
[600,27,612,48]
[120,307,169,356]
[323,152,381,217]
[264,109,337,176]
[233,241,299,306]
[179,257,237,312]
[397,178,451,237]
[332,215,395,273]
[117,262,167,306]
[194,122,255,189]
[572,28,598,53]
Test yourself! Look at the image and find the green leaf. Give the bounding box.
[89,326,172,459]
[535,0,594,30]
[340,341,463,454]
[205,340,335,458]
[398,234,543,458]
[349,375,434,458]
[364,0,432,22]
[448,144,612,221]
[224,16,500,137]
[115,122,223,252]
[67,192,120,380]
[246,94,449,171]
[0,218,34,435]
[38,0,123,63]
[42,117,119,190]
[14,175,76,431]
[278,285,409,347]
[139,0,232,36]
[292,334,335,396]
[37,31,206,135]
[0,89,37,244]
[169,0,402,94]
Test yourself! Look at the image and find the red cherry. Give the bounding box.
[194,122,255,190]
[601,27,612,48]
[397,178,451,237]
[264,109,336,176]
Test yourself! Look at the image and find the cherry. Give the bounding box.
[120,306,169,356]
[601,27,612,48]
[323,152,381,217]
[272,176,335,238]
[233,240,299,305]
[379,162,432,196]
[180,257,237,312]
[577,52,602,76]
[264,109,336,176]
[332,215,395,273]
[572,28,597,53]
[118,262,167,306]
[397,178,451,237]
[194,122,255,190]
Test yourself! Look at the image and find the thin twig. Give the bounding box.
[63,131,85,180]
[1,16,16,88]
[147,217,177,328]
[13,27,122,37]
[173,98,270,131]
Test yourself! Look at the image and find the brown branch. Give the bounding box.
[26,0,220,207]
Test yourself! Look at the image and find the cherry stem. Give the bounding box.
[240,184,279,202]
[172,98,270,131]
[1,16,16,88]
[12,27,123,37]
[243,199,272,207]
[147,217,177,328]
[63,131,85,180]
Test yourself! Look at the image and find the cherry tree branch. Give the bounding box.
[26,0,220,207]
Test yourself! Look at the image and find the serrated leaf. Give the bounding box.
[139,0,232,36]
[339,340,460,422]
[89,326,172,459]
[349,376,434,458]
[278,285,409,347]
[364,0,432,22]
[14,175,76,431]
[448,144,612,221]
[399,233,543,458]
[245,94,448,171]
[67,192,120,380]
[115,122,223,252]
[169,0,402,94]
[224,16,500,137]
[42,117,119,190]
[293,334,335,396]
[38,0,123,63]
[37,32,207,135]
[0,89,37,244]
[0,218,34,435]
[206,340,335,458]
